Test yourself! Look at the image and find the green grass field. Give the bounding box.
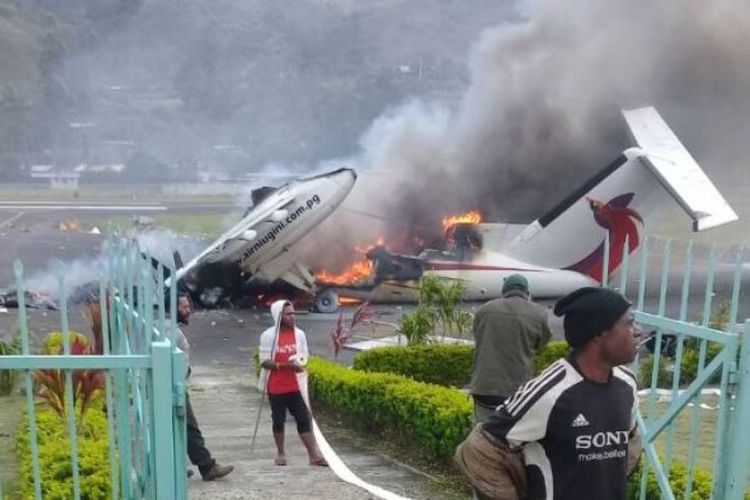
[0,185,234,206]
[0,394,23,497]
[643,397,719,474]
[101,212,231,239]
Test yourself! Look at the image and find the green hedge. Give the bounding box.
[629,459,714,499]
[308,357,472,459]
[351,341,571,387]
[15,406,113,499]
[353,344,475,387]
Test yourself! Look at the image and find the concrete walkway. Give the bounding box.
[186,367,439,500]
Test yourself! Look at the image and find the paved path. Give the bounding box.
[186,367,438,500]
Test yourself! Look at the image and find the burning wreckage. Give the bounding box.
[313,107,739,311]
[166,167,359,310]
[0,108,739,313]
[173,106,736,314]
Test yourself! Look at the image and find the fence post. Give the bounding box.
[722,320,750,499]
[152,339,177,499]
[172,348,188,500]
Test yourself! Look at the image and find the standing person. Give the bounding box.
[482,287,641,500]
[258,300,327,467]
[469,274,552,423]
[177,294,235,481]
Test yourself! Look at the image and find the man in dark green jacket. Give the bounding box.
[469,274,551,423]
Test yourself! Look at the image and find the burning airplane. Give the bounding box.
[166,168,357,308]
[312,107,738,312]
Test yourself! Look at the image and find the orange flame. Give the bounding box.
[315,259,374,286]
[339,296,364,305]
[315,236,385,286]
[442,210,482,232]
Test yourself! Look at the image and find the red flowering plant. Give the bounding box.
[330,302,376,357]
[35,303,106,432]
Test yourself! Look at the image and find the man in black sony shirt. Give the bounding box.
[483,287,641,500]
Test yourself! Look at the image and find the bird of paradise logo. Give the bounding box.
[565,193,643,282]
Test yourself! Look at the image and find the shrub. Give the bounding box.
[399,304,436,345]
[42,331,90,355]
[628,458,714,499]
[351,340,571,387]
[637,339,724,388]
[637,355,672,388]
[35,333,105,428]
[399,276,473,345]
[419,276,473,339]
[532,341,570,375]
[353,344,474,387]
[0,332,21,396]
[677,340,723,385]
[308,357,472,459]
[15,406,113,499]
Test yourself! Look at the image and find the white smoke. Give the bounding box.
[21,229,205,303]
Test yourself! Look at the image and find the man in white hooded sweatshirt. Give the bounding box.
[259,300,327,466]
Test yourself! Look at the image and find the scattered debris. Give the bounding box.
[0,290,58,310]
[58,218,82,232]
[133,215,155,229]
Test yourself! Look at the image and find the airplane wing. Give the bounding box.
[622,107,738,231]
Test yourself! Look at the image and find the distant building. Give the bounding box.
[29,165,80,190]
[73,163,126,174]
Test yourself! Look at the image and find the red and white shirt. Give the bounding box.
[267,326,300,395]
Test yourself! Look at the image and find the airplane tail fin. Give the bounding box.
[503,107,737,283]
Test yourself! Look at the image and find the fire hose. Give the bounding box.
[251,355,411,500]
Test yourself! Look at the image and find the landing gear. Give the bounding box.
[314,289,339,313]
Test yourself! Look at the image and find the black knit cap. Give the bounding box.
[553,287,631,348]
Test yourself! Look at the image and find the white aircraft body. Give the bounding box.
[317,107,738,310]
[172,168,357,301]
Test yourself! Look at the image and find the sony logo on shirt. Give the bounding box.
[575,431,629,450]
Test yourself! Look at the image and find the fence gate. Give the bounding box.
[0,237,187,499]
[603,234,750,499]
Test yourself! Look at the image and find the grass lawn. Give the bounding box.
[0,185,233,206]
[100,212,232,239]
[0,393,23,497]
[642,396,719,474]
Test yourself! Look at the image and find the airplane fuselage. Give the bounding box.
[324,250,597,303]
[176,168,356,289]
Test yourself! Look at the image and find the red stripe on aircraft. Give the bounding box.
[424,262,542,272]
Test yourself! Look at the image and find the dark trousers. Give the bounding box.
[186,393,215,474]
[269,391,312,434]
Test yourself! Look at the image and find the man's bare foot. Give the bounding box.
[274,456,288,466]
[309,455,328,467]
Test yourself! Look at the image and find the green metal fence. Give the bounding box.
[604,234,750,499]
[0,237,187,499]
